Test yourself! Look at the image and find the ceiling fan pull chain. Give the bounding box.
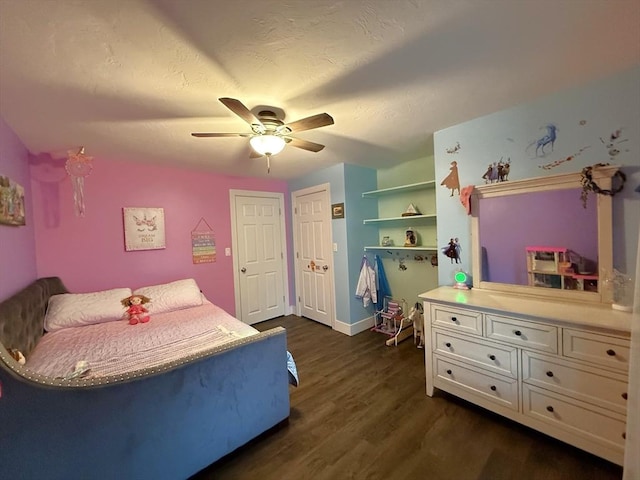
[266,154,271,174]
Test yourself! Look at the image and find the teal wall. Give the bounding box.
[344,163,378,324]
[434,66,640,286]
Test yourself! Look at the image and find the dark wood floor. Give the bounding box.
[191,315,623,480]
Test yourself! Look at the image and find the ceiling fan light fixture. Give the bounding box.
[250,134,286,156]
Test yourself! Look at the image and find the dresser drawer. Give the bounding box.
[523,384,626,448]
[431,305,482,336]
[433,356,518,411]
[433,329,517,378]
[563,329,630,372]
[486,314,557,353]
[522,351,628,414]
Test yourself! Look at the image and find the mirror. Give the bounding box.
[470,167,616,304]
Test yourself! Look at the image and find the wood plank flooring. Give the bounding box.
[191,315,623,480]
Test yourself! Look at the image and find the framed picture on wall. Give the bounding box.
[123,207,166,251]
[331,203,345,219]
[0,175,26,226]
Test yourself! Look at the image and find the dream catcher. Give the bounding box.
[65,147,93,217]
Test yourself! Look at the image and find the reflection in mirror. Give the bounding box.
[470,167,616,304]
[477,188,597,286]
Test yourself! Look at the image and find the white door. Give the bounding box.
[231,191,287,325]
[292,184,334,327]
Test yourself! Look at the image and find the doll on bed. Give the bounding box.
[121,294,151,325]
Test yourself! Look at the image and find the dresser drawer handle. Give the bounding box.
[451,316,458,322]
[622,432,626,440]
[514,330,522,336]
[546,371,554,377]
[546,405,554,413]
[606,349,616,356]
[622,392,628,400]
[490,385,497,391]
[489,354,496,361]
[446,369,452,375]
[445,342,452,348]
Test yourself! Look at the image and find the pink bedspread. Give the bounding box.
[26,302,258,379]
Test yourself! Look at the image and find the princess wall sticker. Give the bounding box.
[442,237,461,264]
[440,160,460,196]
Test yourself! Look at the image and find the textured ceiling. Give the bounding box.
[1,0,638,179]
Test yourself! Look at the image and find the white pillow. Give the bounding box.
[133,278,203,315]
[44,287,133,332]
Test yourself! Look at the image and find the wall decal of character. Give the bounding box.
[441,160,460,196]
[442,238,461,264]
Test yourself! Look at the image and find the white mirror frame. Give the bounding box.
[470,166,617,304]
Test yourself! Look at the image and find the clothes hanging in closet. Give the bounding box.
[374,254,392,311]
[355,256,377,307]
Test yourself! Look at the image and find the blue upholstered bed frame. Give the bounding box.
[0,277,290,479]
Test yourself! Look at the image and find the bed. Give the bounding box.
[0,277,294,480]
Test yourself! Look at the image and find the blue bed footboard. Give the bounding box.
[0,278,291,480]
[0,329,290,479]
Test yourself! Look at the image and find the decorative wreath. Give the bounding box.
[579,163,626,208]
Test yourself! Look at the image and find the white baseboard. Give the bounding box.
[333,315,374,336]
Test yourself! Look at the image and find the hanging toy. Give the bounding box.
[65,147,93,217]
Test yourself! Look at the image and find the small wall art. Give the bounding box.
[0,175,26,226]
[331,203,344,219]
[191,217,216,264]
[123,207,166,251]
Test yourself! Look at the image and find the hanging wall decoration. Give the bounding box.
[65,147,93,217]
[191,217,216,264]
[123,207,166,251]
[0,175,26,226]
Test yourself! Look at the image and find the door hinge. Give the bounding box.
[294,207,297,215]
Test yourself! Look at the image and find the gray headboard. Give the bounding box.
[0,277,68,356]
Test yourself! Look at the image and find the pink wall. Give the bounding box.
[0,117,37,300]
[31,157,289,316]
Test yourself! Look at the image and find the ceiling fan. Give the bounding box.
[191,98,334,173]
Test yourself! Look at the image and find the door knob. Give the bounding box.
[323,265,329,271]
[241,267,246,273]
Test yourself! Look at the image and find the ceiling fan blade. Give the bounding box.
[219,97,265,132]
[191,133,249,137]
[281,113,334,134]
[286,137,326,152]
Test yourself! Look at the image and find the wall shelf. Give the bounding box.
[363,213,437,224]
[362,180,436,198]
[364,246,438,252]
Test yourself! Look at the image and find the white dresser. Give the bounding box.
[420,286,631,465]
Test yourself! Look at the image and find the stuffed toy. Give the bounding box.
[121,294,151,325]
